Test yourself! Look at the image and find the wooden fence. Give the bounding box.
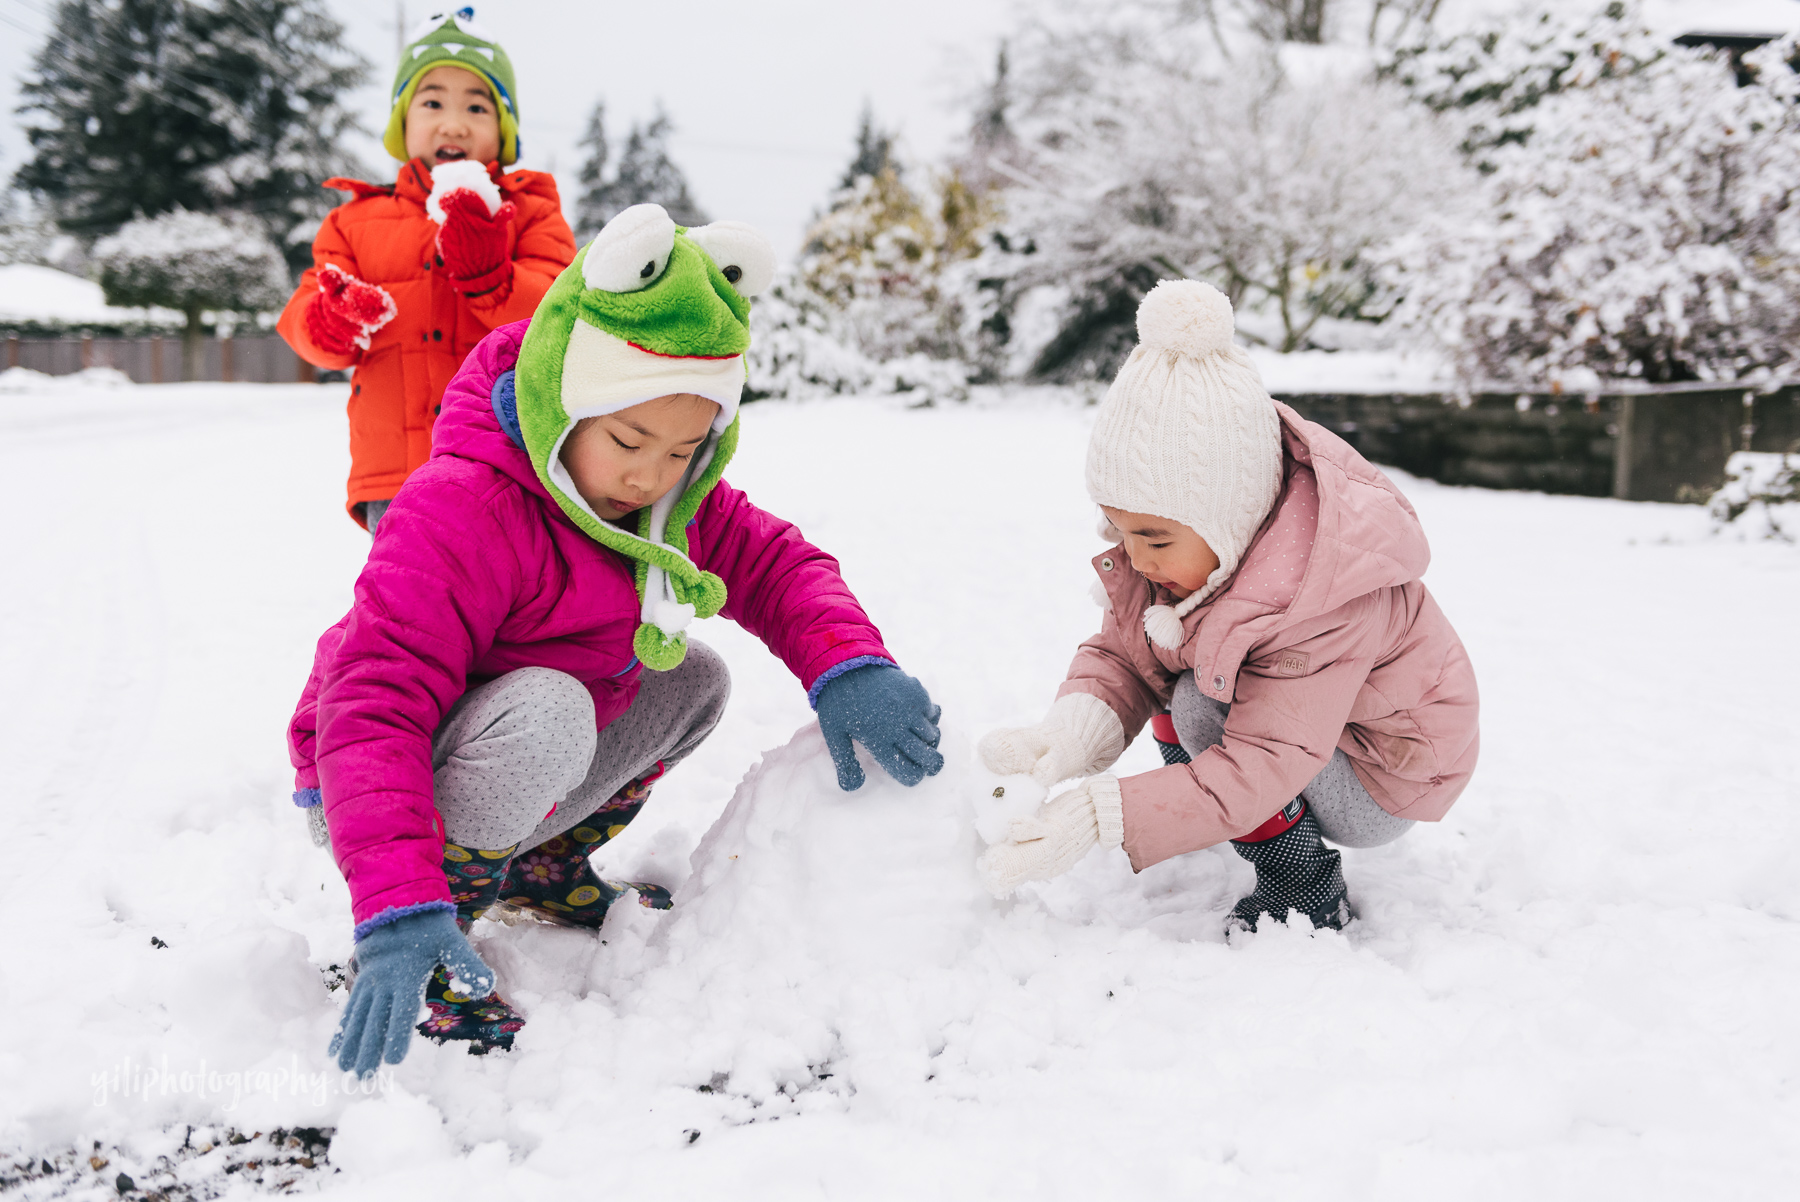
[4,333,316,384]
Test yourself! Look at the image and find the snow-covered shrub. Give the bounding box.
[1387,8,1800,386]
[1709,452,1799,541]
[93,209,289,380]
[746,273,970,404]
[801,167,992,366]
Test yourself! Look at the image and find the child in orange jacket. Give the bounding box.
[276,8,577,530]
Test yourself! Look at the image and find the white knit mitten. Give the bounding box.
[977,775,1124,897]
[978,693,1125,786]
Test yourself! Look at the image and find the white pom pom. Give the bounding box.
[1089,578,1112,611]
[1135,280,1234,357]
[426,160,502,223]
[649,599,696,635]
[1143,604,1186,650]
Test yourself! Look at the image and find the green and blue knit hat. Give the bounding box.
[384,8,521,165]
[515,205,776,670]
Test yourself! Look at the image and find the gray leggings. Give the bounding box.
[1169,671,1411,848]
[429,642,731,850]
[362,499,391,537]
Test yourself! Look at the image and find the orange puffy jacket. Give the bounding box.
[277,157,577,524]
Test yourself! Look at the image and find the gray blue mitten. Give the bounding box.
[815,663,945,791]
[329,908,494,1077]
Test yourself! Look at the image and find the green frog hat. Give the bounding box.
[514,204,776,670]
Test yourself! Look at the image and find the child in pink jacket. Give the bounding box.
[293,206,944,1075]
[978,281,1478,932]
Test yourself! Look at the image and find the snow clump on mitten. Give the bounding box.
[426,160,503,223]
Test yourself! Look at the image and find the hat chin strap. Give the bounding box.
[639,429,721,636]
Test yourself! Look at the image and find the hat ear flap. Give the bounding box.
[583,205,677,293]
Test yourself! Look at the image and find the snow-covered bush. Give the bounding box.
[801,167,992,366]
[1709,451,1799,541]
[93,209,289,380]
[1387,7,1800,386]
[746,273,970,404]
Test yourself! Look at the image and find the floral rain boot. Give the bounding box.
[494,764,675,928]
[415,840,527,1054]
[1226,801,1350,933]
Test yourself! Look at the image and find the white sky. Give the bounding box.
[1,0,1798,261]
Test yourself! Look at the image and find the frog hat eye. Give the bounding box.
[686,221,776,297]
[582,204,677,293]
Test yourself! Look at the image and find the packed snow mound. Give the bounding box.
[0,366,135,393]
[589,725,998,1109]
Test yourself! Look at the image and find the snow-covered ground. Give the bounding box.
[2,379,1797,1199]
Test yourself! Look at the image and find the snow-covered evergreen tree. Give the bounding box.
[1388,8,1800,385]
[572,101,610,242]
[573,105,707,237]
[13,0,367,274]
[93,209,290,379]
[796,105,995,367]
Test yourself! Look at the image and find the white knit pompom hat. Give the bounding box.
[1086,280,1282,648]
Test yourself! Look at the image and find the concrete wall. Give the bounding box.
[1276,387,1800,504]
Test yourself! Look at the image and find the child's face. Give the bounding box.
[1101,506,1221,600]
[560,393,722,522]
[403,65,502,167]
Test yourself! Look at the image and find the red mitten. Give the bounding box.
[433,189,517,293]
[305,264,397,356]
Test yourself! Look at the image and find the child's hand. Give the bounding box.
[977,775,1124,896]
[433,189,518,292]
[815,663,945,791]
[978,693,1125,786]
[328,909,493,1078]
[306,264,396,356]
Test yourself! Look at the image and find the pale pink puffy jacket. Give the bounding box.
[1061,404,1480,871]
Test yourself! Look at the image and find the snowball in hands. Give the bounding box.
[972,773,1048,845]
[977,775,1124,897]
[978,692,1125,786]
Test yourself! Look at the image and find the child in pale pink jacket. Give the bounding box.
[978,281,1479,931]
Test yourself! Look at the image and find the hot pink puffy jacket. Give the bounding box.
[290,319,892,932]
[1062,404,1480,870]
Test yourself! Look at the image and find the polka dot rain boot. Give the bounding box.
[1150,711,1192,766]
[1226,800,1350,933]
[493,763,675,929]
[416,840,527,1055]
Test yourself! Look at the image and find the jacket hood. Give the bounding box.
[1276,405,1431,623]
